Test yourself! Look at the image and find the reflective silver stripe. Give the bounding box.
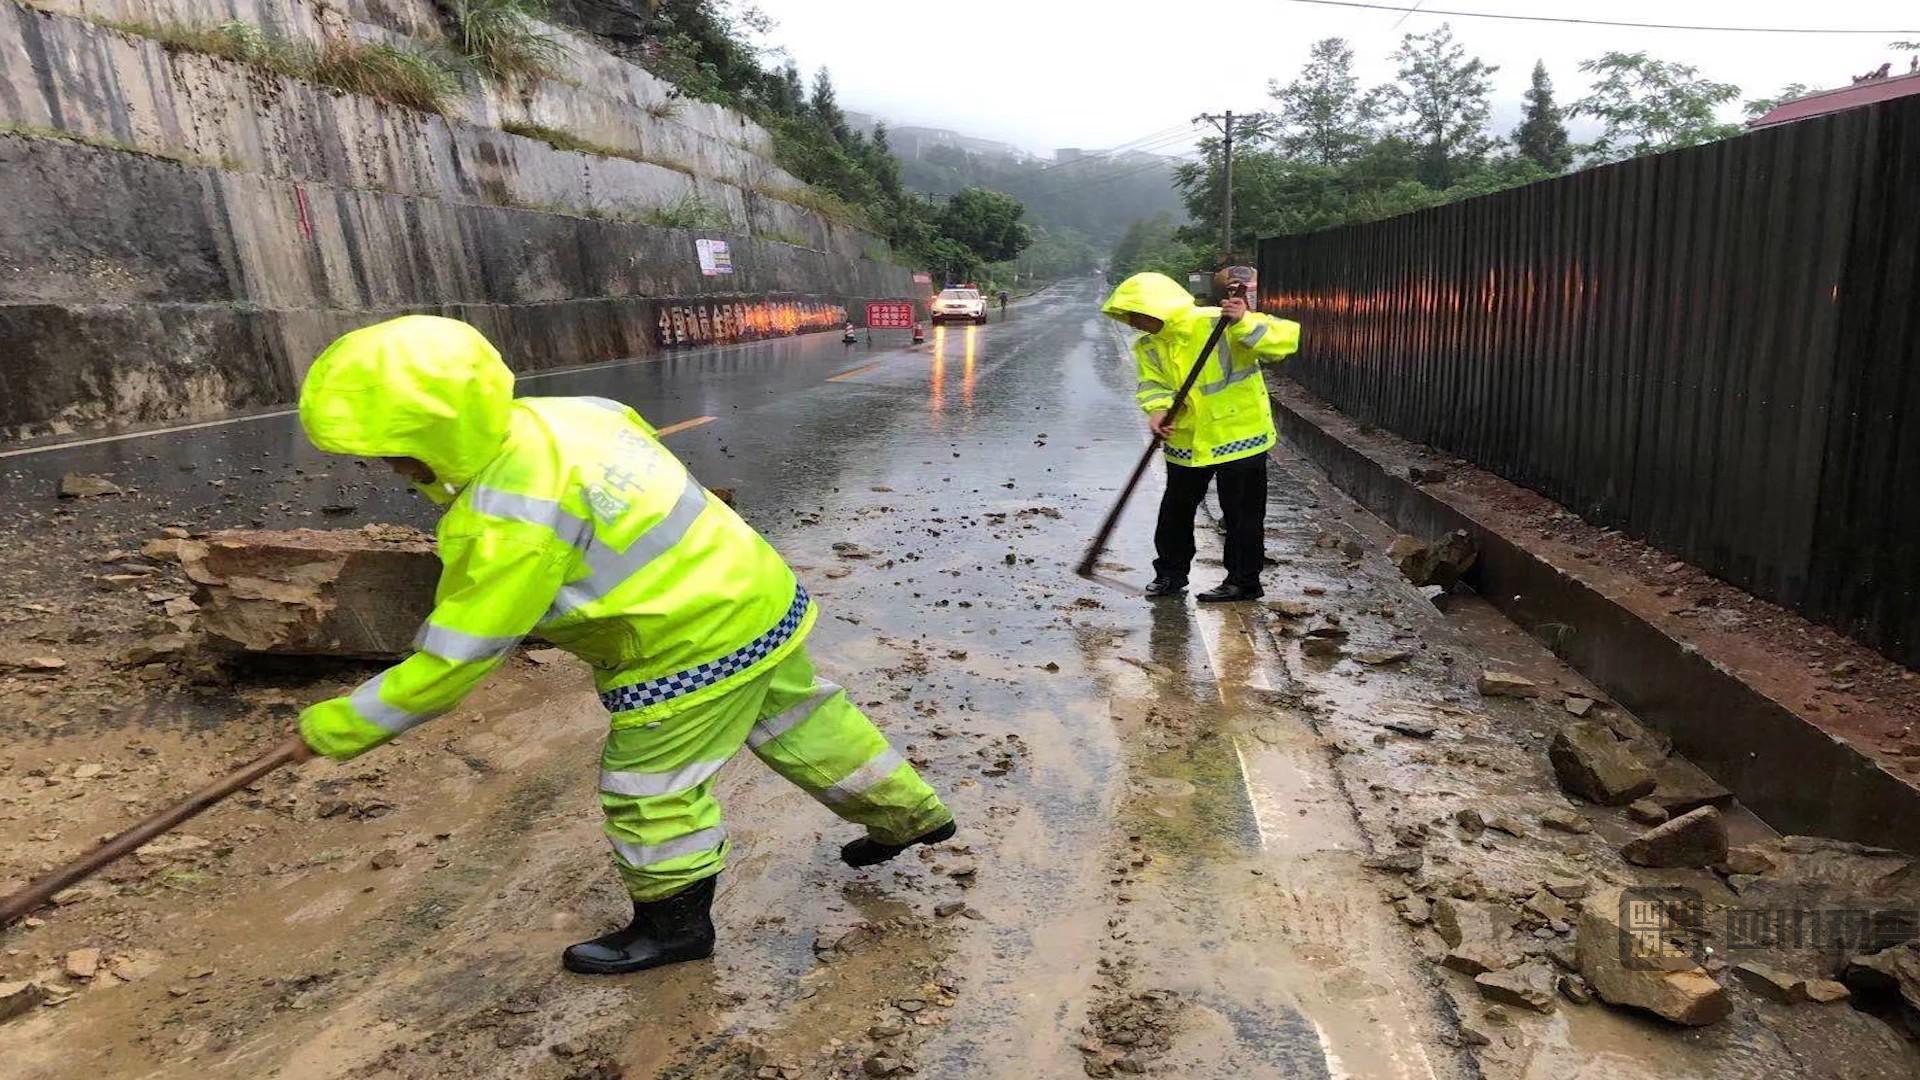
[413,623,521,663]
[468,486,590,549]
[1238,321,1268,347]
[599,759,729,798]
[1144,344,1161,364]
[350,671,445,735]
[551,474,709,615]
[1136,380,1170,395]
[1200,363,1262,395]
[578,396,629,413]
[607,825,728,868]
[821,748,906,805]
[747,681,842,749]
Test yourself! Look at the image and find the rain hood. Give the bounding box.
[298,315,515,501]
[1101,272,1199,329]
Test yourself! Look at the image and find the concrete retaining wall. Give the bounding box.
[0,135,909,438]
[0,0,915,441]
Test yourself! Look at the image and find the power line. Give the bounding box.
[1036,124,1194,172]
[1275,0,1917,34]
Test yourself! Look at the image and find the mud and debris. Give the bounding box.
[0,283,1914,1078]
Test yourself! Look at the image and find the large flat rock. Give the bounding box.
[179,526,438,658]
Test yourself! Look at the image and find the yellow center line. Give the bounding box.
[654,415,717,437]
[827,360,887,382]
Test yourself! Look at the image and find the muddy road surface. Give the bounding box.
[3,281,1917,1079]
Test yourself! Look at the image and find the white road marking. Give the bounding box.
[0,409,299,459]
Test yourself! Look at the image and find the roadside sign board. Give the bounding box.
[696,238,733,276]
[911,271,932,285]
[865,301,915,329]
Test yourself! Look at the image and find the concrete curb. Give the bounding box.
[1271,383,1920,855]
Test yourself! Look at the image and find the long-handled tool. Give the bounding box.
[0,734,308,927]
[1074,284,1246,579]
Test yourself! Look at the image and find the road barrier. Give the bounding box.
[1258,94,1920,668]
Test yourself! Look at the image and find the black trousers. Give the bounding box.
[1153,452,1268,587]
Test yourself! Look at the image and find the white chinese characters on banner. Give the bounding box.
[695,238,734,276]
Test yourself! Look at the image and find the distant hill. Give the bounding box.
[842,114,1184,247]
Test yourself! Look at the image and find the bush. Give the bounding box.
[445,0,567,82]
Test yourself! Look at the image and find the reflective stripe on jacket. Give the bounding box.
[1104,272,1301,467]
[295,316,806,760]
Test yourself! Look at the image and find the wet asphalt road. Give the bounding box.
[0,279,1431,1078]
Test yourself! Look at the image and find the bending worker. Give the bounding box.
[288,315,956,975]
[1103,272,1301,602]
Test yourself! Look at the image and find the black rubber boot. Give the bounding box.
[562,874,718,975]
[1144,577,1187,598]
[1196,581,1264,603]
[840,819,957,868]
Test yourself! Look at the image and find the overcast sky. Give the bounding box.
[757,0,1919,156]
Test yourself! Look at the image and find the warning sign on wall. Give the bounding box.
[696,238,733,276]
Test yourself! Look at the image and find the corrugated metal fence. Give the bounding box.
[1259,95,1920,668]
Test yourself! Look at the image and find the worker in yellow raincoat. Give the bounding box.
[289,315,955,975]
[1103,272,1301,602]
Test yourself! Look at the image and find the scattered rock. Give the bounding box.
[1454,808,1487,836]
[0,980,47,1023]
[64,948,102,980]
[121,633,195,667]
[1549,722,1656,805]
[1627,800,1669,826]
[1542,876,1590,901]
[0,653,67,673]
[863,1054,905,1077]
[935,901,967,918]
[1733,962,1804,1004]
[1264,599,1315,618]
[1715,847,1776,877]
[868,1023,906,1039]
[1801,979,1850,1004]
[1475,962,1558,1013]
[1409,465,1449,484]
[1559,973,1593,1005]
[1300,636,1345,659]
[1621,807,1728,869]
[1361,851,1423,874]
[1478,670,1540,699]
[1389,530,1477,588]
[525,647,570,666]
[1487,815,1530,837]
[1355,648,1413,667]
[1539,808,1592,835]
[1522,890,1571,924]
[60,473,123,498]
[1382,717,1437,738]
[1563,695,1595,717]
[1646,763,1735,818]
[1577,888,1731,1026]
[1842,940,1920,1025]
[369,849,402,870]
[1441,945,1512,977]
[141,538,187,562]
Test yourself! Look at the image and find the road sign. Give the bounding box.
[695,238,733,276]
[865,301,915,329]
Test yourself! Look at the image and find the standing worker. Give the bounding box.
[1103,272,1301,602]
[290,315,957,975]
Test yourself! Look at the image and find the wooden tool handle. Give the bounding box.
[0,735,308,926]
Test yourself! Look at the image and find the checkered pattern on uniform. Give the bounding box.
[1210,433,1272,457]
[599,587,811,714]
[1162,445,1195,462]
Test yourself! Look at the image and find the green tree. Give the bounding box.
[809,66,849,143]
[1743,82,1813,118]
[1383,23,1498,189]
[1513,61,1572,172]
[1571,51,1741,163]
[1269,37,1382,167]
[938,187,1032,263]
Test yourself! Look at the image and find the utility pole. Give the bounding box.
[1194,111,1261,263]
